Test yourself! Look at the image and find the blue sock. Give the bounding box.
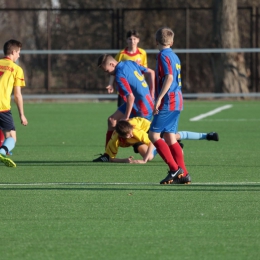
[152,146,158,157]
[0,137,15,155]
[178,131,207,140]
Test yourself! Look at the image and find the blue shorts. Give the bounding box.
[118,103,153,121]
[0,111,16,131]
[150,110,180,133]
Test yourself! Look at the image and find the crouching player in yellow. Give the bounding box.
[93,117,192,184]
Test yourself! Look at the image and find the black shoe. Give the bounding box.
[172,173,191,184]
[160,167,184,184]
[93,154,110,162]
[177,140,184,149]
[206,132,219,141]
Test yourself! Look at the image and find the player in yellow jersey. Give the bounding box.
[93,117,218,184]
[94,117,155,163]
[0,39,28,167]
[106,30,153,107]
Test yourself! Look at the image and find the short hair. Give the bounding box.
[3,39,22,55]
[126,30,140,39]
[155,27,174,46]
[97,54,114,67]
[115,120,133,138]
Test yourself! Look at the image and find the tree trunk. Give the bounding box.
[213,0,249,94]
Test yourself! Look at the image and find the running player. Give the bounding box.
[0,39,28,167]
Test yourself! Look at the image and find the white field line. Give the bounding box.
[0,182,259,186]
[201,119,260,122]
[190,104,233,121]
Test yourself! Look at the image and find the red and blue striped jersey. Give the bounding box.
[155,48,183,111]
[115,60,154,118]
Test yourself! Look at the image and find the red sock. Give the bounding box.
[153,139,178,171]
[169,142,188,175]
[105,130,114,147]
[0,130,4,146]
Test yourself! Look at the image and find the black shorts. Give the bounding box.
[132,142,144,153]
[0,111,16,131]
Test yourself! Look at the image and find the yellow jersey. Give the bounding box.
[0,57,25,112]
[115,47,148,67]
[105,117,151,158]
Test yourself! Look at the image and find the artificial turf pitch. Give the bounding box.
[0,100,259,260]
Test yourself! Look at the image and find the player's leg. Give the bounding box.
[0,129,4,146]
[105,108,125,147]
[117,94,125,108]
[133,142,156,161]
[0,130,16,167]
[177,131,219,141]
[0,112,17,167]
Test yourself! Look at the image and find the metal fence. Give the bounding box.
[0,7,259,94]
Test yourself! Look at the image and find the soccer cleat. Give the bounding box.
[160,167,184,184]
[0,154,16,167]
[93,153,110,162]
[206,132,219,141]
[177,140,184,149]
[171,173,191,184]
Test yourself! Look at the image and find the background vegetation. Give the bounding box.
[0,0,259,94]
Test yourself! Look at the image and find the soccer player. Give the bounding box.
[149,27,189,184]
[106,30,151,107]
[94,117,155,164]
[0,39,28,167]
[97,54,155,147]
[93,117,219,169]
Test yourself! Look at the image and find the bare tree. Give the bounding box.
[213,0,249,94]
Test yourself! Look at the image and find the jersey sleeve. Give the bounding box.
[14,66,26,87]
[115,50,123,62]
[139,48,148,67]
[116,75,132,98]
[159,53,173,77]
[137,64,148,75]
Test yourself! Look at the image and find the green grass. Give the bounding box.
[0,100,260,260]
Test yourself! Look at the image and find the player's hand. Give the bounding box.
[153,99,161,115]
[130,159,147,164]
[120,117,129,122]
[106,85,114,93]
[125,156,134,163]
[20,115,28,126]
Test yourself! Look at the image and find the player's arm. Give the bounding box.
[109,156,134,163]
[106,75,115,93]
[123,93,135,120]
[154,74,173,114]
[129,142,155,164]
[13,86,28,126]
[144,68,155,100]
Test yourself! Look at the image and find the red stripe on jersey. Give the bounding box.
[178,91,183,110]
[121,48,142,56]
[146,94,154,110]
[138,100,149,116]
[169,92,176,111]
[165,56,173,75]
[119,77,132,94]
